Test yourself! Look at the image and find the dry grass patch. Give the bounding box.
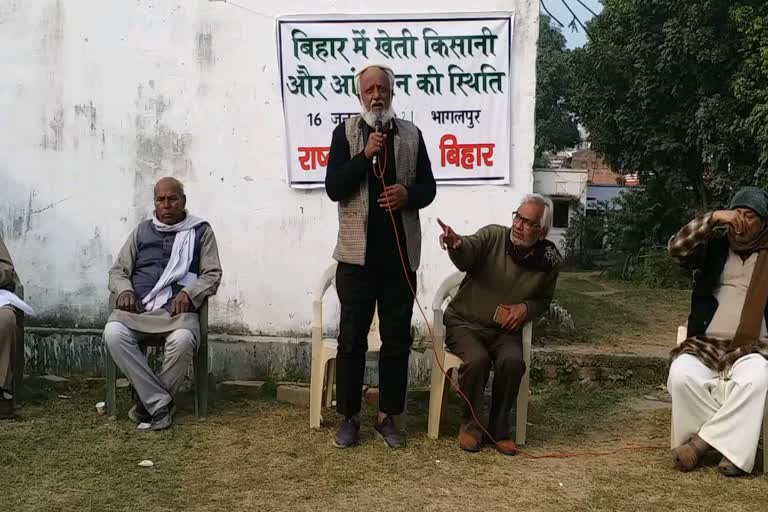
[2,379,766,512]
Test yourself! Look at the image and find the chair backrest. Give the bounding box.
[430,272,465,353]
[198,298,209,347]
[312,261,384,350]
[431,271,465,312]
[676,324,687,345]
[312,262,338,345]
[313,262,338,304]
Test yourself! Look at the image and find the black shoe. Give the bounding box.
[374,415,406,449]
[138,401,175,432]
[0,387,14,420]
[333,416,360,448]
[128,401,151,424]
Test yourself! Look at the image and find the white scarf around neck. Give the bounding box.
[141,212,206,312]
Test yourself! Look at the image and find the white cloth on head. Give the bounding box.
[0,290,34,316]
[141,212,206,312]
[354,61,395,80]
[668,353,768,472]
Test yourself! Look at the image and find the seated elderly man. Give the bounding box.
[104,177,222,431]
[438,194,561,454]
[667,186,768,477]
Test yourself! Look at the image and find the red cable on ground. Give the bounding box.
[373,145,665,458]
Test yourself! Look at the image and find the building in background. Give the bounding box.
[571,149,639,212]
[533,153,587,249]
[0,1,540,381]
[534,148,639,250]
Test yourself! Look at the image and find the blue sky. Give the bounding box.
[540,0,603,48]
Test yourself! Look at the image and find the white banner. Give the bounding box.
[277,14,513,188]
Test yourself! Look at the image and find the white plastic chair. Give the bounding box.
[309,262,383,429]
[672,325,768,473]
[427,271,532,445]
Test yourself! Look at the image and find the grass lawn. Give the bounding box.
[539,273,691,354]
[2,378,766,512]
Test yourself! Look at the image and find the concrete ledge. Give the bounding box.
[533,347,670,384]
[22,328,670,386]
[23,328,433,385]
[276,384,310,408]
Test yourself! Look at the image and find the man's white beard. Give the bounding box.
[510,232,537,249]
[361,105,396,129]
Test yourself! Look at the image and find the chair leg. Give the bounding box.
[762,417,768,475]
[310,354,328,429]
[194,346,209,419]
[14,319,24,402]
[324,359,336,408]
[515,368,529,446]
[441,371,453,424]
[427,351,447,440]
[105,351,118,419]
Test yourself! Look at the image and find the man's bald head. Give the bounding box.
[154,177,187,225]
[154,177,185,199]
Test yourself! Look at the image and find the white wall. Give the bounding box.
[533,168,588,249]
[0,0,539,335]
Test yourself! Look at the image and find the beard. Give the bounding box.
[361,103,396,129]
[511,232,537,249]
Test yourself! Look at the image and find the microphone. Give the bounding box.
[372,120,382,166]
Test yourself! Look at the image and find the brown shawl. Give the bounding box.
[672,225,768,372]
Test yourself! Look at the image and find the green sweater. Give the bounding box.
[444,224,559,329]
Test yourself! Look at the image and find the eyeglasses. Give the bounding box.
[513,212,541,231]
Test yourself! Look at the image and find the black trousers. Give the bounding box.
[335,262,415,417]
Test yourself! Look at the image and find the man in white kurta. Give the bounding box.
[667,187,768,476]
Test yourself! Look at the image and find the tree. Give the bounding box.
[732,3,768,172]
[535,16,580,156]
[569,0,762,210]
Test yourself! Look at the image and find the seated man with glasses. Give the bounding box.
[437,194,561,454]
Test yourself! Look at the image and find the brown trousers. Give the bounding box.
[445,324,525,440]
[0,307,16,390]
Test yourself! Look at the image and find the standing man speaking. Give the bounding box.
[325,62,436,449]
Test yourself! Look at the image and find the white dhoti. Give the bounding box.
[668,353,768,472]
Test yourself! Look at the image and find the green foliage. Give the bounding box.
[603,177,694,255]
[731,3,768,170]
[598,178,693,287]
[561,203,608,267]
[536,16,580,155]
[617,247,692,289]
[569,0,768,209]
